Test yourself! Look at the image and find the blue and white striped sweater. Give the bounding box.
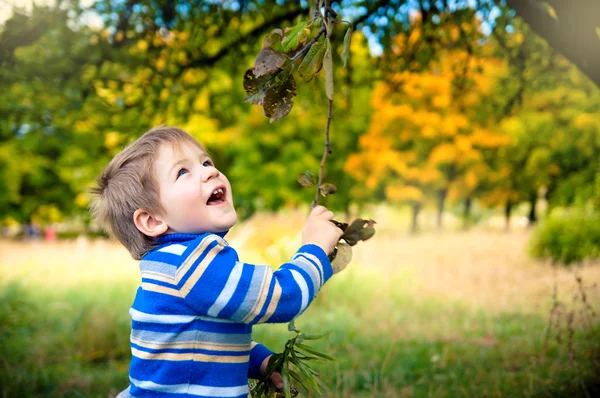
[120,232,333,397]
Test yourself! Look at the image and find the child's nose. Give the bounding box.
[200,165,220,182]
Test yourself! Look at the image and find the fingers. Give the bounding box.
[271,372,284,390]
[311,205,334,220]
[311,205,327,216]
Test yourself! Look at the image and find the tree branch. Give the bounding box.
[184,7,305,70]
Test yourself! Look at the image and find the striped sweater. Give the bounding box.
[118,231,333,398]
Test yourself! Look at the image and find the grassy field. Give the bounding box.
[1,209,600,397]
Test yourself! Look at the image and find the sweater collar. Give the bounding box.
[156,230,229,245]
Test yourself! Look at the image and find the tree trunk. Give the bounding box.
[436,189,447,230]
[410,202,421,235]
[528,192,537,226]
[505,200,512,231]
[463,196,472,231]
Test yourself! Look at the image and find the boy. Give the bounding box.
[91,126,345,397]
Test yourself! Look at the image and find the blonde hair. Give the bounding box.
[90,126,204,259]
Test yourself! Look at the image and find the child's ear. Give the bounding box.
[133,209,169,237]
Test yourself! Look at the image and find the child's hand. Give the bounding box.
[260,355,284,389]
[302,205,344,256]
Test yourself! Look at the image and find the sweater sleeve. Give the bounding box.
[177,234,333,324]
[247,341,274,380]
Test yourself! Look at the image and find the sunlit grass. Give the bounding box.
[1,208,599,397]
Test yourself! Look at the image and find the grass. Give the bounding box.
[1,208,599,397]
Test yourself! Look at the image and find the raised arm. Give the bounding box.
[175,206,344,324]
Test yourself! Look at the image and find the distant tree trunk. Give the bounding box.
[410,202,421,235]
[528,192,537,225]
[436,189,447,230]
[505,200,512,231]
[463,196,472,231]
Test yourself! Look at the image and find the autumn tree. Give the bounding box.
[346,10,509,232]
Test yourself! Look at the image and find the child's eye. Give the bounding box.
[203,160,213,167]
[177,168,188,178]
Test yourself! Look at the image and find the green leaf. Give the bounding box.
[282,21,308,53]
[298,41,326,82]
[323,38,334,100]
[282,358,291,398]
[299,331,330,340]
[291,356,320,393]
[342,27,352,68]
[295,343,335,360]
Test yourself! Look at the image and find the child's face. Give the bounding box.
[154,141,237,234]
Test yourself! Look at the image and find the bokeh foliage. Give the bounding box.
[0,0,599,233]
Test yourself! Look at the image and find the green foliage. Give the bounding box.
[249,321,333,398]
[529,212,600,265]
[1,0,600,232]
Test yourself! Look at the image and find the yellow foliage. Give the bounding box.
[104,131,120,149]
[573,113,597,130]
[136,40,148,52]
[429,143,457,164]
[432,94,451,109]
[514,32,524,45]
[418,167,442,183]
[471,128,512,148]
[160,88,169,101]
[408,29,421,47]
[465,170,478,189]
[155,58,166,72]
[450,26,460,42]
[178,51,189,66]
[455,135,472,152]
[75,193,90,208]
[36,205,62,223]
[192,90,210,112]
[386,183,423,202]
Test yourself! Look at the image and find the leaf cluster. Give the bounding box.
[249,321,333,398]
[243,8,352,122]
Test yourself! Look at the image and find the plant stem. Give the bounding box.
[311,2,334,209]
[312,99,333,208]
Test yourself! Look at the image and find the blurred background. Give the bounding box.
[1,0,599,397]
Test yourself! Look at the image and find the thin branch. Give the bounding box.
[312,99,334,208]
[311,2,335,208]
[182,7,305,72]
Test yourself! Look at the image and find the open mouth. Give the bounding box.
[207,186,227,206]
